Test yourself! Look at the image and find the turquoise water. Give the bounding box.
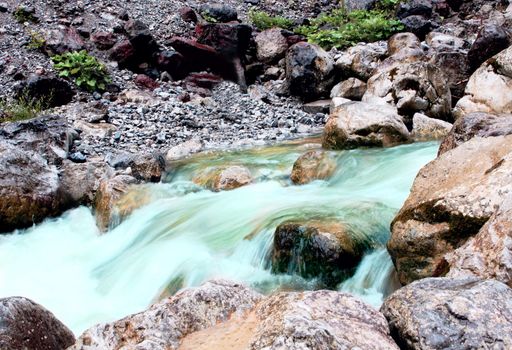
[0,141,438,334]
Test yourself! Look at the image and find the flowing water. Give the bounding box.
[0,140,438,335]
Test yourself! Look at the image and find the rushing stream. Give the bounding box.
[0,140,438,335]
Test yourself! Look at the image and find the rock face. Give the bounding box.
[446,195,512,287]
[322,101,410,149]
[71,280,263,350]
[438,112,512,155]
[388,135,512,285]
[290,150,336,185]
[412,113,452,140]
[381,277,512,350]
[285,42,335,101]
[193,165,253,191]
[454,46,512,118]
[73,281,398,350]
[330,77,367,100]
[255,28,289,63]
[0,297,75,350]
[272,220,365,287]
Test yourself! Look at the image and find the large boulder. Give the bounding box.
[330,77,367,100]
[467,24,510,70]
[322,101,410,149]
[388,135,512,285]
[438,112,512,155]
[454,46,512,118]
[71,280,263,350]
[446,195,512,287]
[335,41,387,80]
[411,113,452,140]
[290,150,336,185]
[255,28,289,63]
[285,42,335,101]
[193,165,253,191]
[0,296,75,350]
[381,277,512,350]
[14,75,74,108]
[272,220,366,287]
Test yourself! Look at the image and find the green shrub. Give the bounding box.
[51,50,110,92]
[13,6,39,23]
[248,9,294,30]
[0,95,46,123]
[295,2,403,50]
[26,31,46,50]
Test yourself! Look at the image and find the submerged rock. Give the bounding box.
[322,101,410,149]
[272,220,365,287]
[193,165,253,191]
[388,135,512,285]
[381,277,512,350]
[290,150,336,185]
[0,296,75,350]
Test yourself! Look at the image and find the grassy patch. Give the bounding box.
[249,9,295,30]
[26,31,46,50]
[0,95,47,123]
[13,6,39,23]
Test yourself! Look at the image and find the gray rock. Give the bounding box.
[255,29,289,63]
[412,113,452,140]
[330,77,367,100]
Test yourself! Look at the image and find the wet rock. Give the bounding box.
[255,28,289,63]
[94,175,138,231]
[71,280,262,349]
[272,220,365,287]
[0,296,75,350]
[330,77,367,100]
[322,101,410,149]
[129,153,165,182]
[381,277,512,350]
[91,31,117,50]
[285,42,335,101]
[412,113,452,140]
[335,41,387,80]
[199,4,238,23]
[165,139,203,162]
[290,150,336,185]
[447,195,512,286]
[388,135,512,285]
[302,99,331,114]
[14,75,74,108]
[454,46,512,118]
[467,24,510,70]
[44,27,85,55]
[193,165,252,191]
[438,112,512,155]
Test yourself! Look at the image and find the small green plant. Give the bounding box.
[0,95,46,123]
[248,9,295,30]
[295,2,403,50]
[26,31,46,50]
[51,50,110,92]
[201,12,219,23]
[13,6,39,23]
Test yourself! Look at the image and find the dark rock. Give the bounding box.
[0,3,8,12]
[179,7,198,23]
[400,15,435,40]
[302,99,331,114]
[134,74,159,90]
[14,75,74,108]
[109,39,136,68]
[0,297,75,350]
[272,220,365,287]
[44,27,85,55]
[438,112,512,155]
[185,73,222,89]
[91,31,117,50]
[468,24,510,70]
[129,153,165,182]
[285,42,335,101]
[396,0,433,19]
[199,4,238,23]
[290,150,336,185]
[381,277,512,350]
[156,50,184,79]
[124,19,159,53]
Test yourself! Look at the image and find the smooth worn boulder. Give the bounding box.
[71,280,263,350]
[381,277,512,350]
[438,112,512,155]
[388,135,512,285]
[386,32,424,62]
[272,220,365,287]
[14,75,74,108]
[454,46,512,118]
[255,28,289,63]
[467,24,510,70]
[322,101,410,149]
[363,60,452,120]
[446,195,512,286]
[412,113,452,140]
[330,77,367,100]
[290,150,336,185]
[193,165,253,191]
[285,42,335,101]
[166,139,203,162]
[335,41,387,80]
[0,296,75,350]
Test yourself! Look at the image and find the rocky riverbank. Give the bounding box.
[1,0,512,348]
